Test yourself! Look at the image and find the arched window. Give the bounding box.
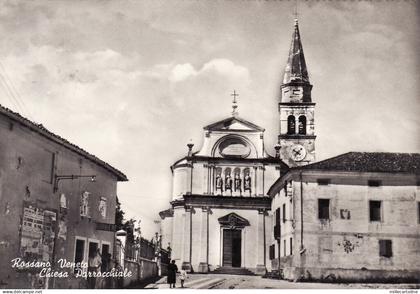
[287,115,296,135]
[298,115,306,135]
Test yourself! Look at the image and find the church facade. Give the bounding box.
[159,114,286,274]
[159,18,313,274]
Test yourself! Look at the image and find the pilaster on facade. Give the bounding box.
[198,206,210,273]
[256,208,267,275]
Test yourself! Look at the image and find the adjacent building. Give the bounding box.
[0,105,128,288]
[268,152,420,282]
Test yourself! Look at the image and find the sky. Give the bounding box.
[0,0,418,239]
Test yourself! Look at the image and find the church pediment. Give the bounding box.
[203,116,264,132]
[218,212,250,228]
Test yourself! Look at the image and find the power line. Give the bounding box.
[0,72,26,115]
[0,62,35,120]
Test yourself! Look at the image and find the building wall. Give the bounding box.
[270,171,420,282]
[168,206,271,273]
[167,123,283,274]
[0,115,120,288]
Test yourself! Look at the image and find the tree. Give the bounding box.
[115,197,139,243]
[115,196,124,231]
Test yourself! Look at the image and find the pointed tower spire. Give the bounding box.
[280,17,313,104]
[283,17,310,85]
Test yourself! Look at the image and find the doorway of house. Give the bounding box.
[223,229,241,267]
[88,241,99,259]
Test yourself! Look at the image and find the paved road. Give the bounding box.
[144,274,420,289]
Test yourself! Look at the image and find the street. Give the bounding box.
[143,274,420,289]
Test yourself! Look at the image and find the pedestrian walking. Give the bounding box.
[167,260,178,288]
[180,268,188,288]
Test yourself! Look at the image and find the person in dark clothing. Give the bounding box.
[167,260,178,288]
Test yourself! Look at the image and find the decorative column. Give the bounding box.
[253,166,257,196]
[258,166,265,196]
[256,209,267,275]
[198,207,209,272]
[203,164,209,195]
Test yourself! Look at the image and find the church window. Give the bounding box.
[290,238,293,255]
[379,240,392,258]
[274,208,280,239]
[369,201,382,222]
[318,199,330,220]
[418,202,420,224]
[275,208,281,227]
[282,203,286,223]
[269,244,275,260]
[317,179,330,185]
[287,115,296,135]
[298,115,306,135]
[368,180,382,187]
[283,239,286,256]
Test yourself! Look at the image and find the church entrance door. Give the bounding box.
[222,229,241,267]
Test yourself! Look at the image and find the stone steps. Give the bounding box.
[211,266,255,276]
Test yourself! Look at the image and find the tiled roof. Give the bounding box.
[299,152,420,174]
[0,104,128,181]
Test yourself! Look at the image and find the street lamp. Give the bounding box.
[50,173,96,288]
[53,174,96,192]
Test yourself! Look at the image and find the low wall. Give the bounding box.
[161,263,168,276]
[283,266,420,283]
[123,258,158,287]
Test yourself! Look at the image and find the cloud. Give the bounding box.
[169,58,250,84]
[169,63,197,82]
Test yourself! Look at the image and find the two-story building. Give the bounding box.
[0,104,128,288]
[268,152,420,282]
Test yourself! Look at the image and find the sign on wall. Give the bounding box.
[20,202,56,263]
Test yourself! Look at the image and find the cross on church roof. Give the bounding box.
[231,90,239,117]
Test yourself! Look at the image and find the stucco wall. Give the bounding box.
[270,171,420,282]
[0,114,120,288]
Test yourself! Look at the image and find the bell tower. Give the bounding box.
[278,18,316,166]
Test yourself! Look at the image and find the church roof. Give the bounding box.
[298,152,420,175]
[0,104,128,181]
[282,19,310,85]
[203,116,265,132]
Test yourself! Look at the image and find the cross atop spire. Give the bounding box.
[231,90,239,117]
[293,0,299,23]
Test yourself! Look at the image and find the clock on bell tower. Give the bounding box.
[278,18,316,167]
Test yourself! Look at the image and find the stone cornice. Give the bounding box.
[171,194,272,210]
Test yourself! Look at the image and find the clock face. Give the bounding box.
[290,144,306,162]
